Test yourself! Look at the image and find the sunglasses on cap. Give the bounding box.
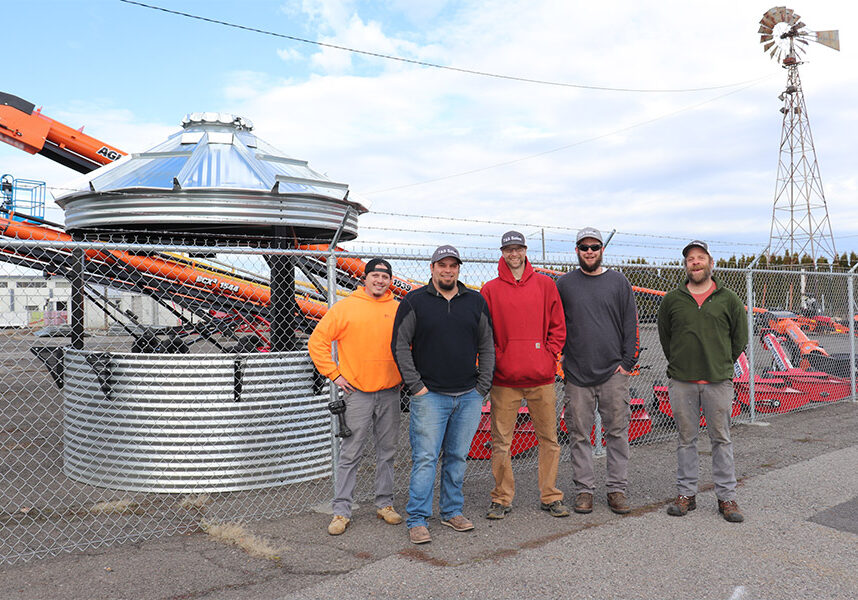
[577,243,603,252]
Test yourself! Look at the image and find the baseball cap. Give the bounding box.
[576,227,603,243]
[500,230,527,249]
[431,245,462,264]
[364,257,392,277]
[682,240,710,257]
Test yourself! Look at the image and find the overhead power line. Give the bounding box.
[120,0,769,93]
[362,78,772,195]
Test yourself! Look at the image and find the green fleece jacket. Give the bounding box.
[657,276,748,382]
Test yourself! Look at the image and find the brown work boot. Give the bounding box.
[376,505,402,525]
[441,515,474,531]
[607,492,631,514]
[573,492,593,514]
[666,495,696,516]
[718,500,745,523]
[327,515,350,535]
[409,525,431,544]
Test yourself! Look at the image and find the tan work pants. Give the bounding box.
[489,383,563,506]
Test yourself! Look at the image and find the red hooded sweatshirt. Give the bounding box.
[481,257,566,387]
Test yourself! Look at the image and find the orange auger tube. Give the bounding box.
[0,91,126,173]
[0,216,329,319]
[298,244,423,298]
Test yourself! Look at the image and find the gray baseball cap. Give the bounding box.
[431,245,462,264]
[576,227,603,243]
[682,240,710,257]
[500,230,527,249]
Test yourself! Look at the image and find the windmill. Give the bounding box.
[759,6,840,264]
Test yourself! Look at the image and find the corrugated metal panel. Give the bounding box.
[62,349,333,493]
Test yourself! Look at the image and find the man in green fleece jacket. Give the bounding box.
[657,240,748,523]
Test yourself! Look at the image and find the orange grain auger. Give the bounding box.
[0,91,126,174]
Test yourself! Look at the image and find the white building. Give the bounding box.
[0,274,181,330]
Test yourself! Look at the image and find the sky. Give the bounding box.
[1,0,856,263]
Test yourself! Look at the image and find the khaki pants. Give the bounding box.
[563,372,631,495]
[489,384,563,506]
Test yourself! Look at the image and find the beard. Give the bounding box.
[686,264,712,283]
[437,279,456,291]
[579,254,602,273]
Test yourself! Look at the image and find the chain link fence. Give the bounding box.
[1,238,856,564]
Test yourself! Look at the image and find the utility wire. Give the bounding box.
[362,78,773,195]
[120,0,769,93]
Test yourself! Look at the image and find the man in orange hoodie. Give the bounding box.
[308,258,404,536]
[481,231,568,520]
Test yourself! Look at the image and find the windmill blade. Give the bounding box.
[795,21,805,30]
[815,30,840,51]
[763,40,775,52]
[770,46,779,59]
[759,24,773,34]
[760,9,778,28]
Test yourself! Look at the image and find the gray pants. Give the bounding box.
[332,387,400,518]
[563,372,630,494]
[668,379,737,502]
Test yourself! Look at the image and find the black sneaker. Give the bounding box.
[485,502,512,520]
[540,500,571,517]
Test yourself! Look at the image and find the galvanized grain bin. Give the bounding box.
[62,348,331,493]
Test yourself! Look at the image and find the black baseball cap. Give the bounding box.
[365,258,392,276]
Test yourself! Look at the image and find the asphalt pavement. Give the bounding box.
[1,401,856,600]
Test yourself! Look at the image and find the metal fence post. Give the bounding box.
[326,250,342,489]
[70,247,85,350]
[849,263,858,401]
[325,210,352,493]
[745,255,765,423]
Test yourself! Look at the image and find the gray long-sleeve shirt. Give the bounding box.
[556,268,640,387]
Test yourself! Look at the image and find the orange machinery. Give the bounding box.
[0,91,125,173]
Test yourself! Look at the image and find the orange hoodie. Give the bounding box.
[308,286,402,392]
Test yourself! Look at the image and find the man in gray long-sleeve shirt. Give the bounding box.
[556,227,640,515]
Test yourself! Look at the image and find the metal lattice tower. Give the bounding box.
[759,7,840,263]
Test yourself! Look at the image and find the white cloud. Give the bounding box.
[277,47,303,62]
[4,0,856,262]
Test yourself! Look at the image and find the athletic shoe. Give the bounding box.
[540,500,571,517]
[486,502,512,520]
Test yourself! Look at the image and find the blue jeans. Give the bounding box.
[406,389,482,528]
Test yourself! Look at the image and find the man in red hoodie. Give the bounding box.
[481,231,568,519]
